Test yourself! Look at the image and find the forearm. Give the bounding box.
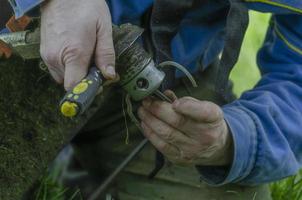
[199,13,302,186]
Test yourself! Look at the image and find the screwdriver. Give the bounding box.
[60,67,104,117]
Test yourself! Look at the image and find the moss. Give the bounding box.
[0,56,110,199]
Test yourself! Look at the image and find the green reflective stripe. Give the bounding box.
[274,25,302,56]
[245,0,302,15]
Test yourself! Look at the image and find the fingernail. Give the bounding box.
[142,98,151,108]
[105,66,116,77]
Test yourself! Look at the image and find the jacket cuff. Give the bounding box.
[8,0,45,18]
[197,105,258,186]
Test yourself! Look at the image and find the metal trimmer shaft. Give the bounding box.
[87,139,149,200]
[154,89,173,103]
[87,90,173,200]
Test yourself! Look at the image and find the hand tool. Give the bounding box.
[0,24,171,115]
[60,23,169,117]
[0,23,174,198]
[60,67,104,117]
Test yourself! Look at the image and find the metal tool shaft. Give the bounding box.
[154,89,173,103]
[87,90,173,200]
[87,138,149,200]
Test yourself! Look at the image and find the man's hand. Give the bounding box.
[138,92,233,166]
[40,0,116,90]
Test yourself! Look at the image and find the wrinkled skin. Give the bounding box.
[40,0,116,90]
[138,91,233,166]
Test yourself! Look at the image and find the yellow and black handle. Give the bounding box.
[60,67,103,117]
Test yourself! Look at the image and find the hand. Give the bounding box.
[40,0,116,90]
[138,91,233,166]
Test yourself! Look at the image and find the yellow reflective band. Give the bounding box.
[61,101,78,117]
[73,82,89,94]
[245,0,302,15]
[275,25,302,56]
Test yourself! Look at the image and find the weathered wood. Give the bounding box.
[0,56,111,200]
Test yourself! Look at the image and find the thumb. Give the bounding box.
[95,21,116,80]
[172,97,223,123]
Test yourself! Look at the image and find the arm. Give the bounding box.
[138,1,302,186]
[200,3,302,185]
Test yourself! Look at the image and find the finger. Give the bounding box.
[95,4,116,80]
[64,61,89,91]
[46,63,64,84]
[141,122,179,160]
[164,90,178,102]
[141,98,211,137]
[172,97,223,123]
[138,107,193,146]
[142,98,187,130]
[40,46,64,84]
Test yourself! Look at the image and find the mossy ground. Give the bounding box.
[0,56,109,199]
[0,57,65,199]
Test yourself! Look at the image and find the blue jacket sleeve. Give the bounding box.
[199,2,302,185]
[8,0,45,18]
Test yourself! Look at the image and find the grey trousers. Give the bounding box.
[72,68,272,200]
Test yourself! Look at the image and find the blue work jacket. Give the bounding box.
[6,0,302,186]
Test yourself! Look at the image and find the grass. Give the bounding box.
[37,11,302,200]
[271,171,302,200]
[35,175,68,200]
[34,167,82,200]
[232,11,302,200]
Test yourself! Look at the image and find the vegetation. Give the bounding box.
[34,175,81,200]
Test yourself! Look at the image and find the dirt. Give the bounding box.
[0,56,110,199]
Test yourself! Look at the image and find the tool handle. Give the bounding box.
[60,67,103,117]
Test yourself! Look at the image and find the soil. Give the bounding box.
[0,56,110,199]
